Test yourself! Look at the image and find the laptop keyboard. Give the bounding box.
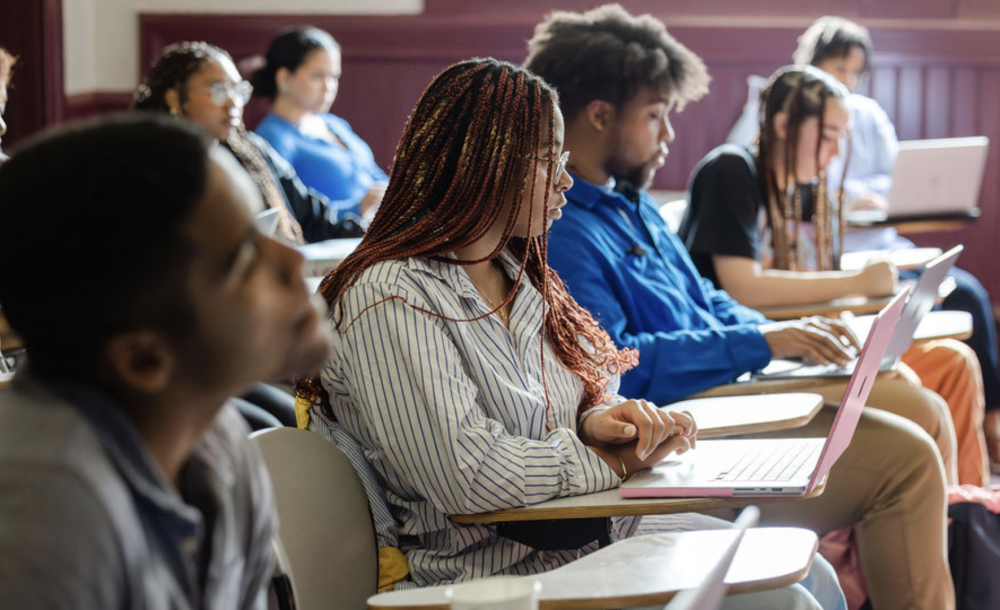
[715,441,821,482]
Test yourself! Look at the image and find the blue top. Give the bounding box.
[547,177,772,405]
[255,113,389,217]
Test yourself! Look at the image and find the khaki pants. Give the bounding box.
[810,371,960,486]
[709,406,954,610]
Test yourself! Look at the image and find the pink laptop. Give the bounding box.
[621,287,909,498]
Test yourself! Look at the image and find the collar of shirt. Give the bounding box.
[402,249,547,339]
[51,378,240,599]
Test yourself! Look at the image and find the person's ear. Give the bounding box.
[164,87,183,116]
[103,331,176,395]
[773,111,790,141]
[583,100,617,133]
[275,67,292,96]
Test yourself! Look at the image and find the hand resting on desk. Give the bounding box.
[579,400,697,479]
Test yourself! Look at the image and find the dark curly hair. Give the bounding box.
[524,3,710,121]
[0,114,209,381]
[132,41,231,112]
[793,16,873,74]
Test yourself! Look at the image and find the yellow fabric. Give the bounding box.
[377,547,410,592]
[294,395,312,429]
[293,397,410,590]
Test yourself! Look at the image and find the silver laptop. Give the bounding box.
[664,506,759,610]
[752,245,962,381]
[849,136,989,223]
[621,287,908,498]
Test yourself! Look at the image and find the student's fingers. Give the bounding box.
[664,409,696,438]
[797,327,854,365]
[807,317,862,352]
[616,401,656,457]
[587,405,638,444]
[636,400,670,461]
[644,434,693,467]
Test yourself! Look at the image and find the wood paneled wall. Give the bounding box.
[122,5,1000,298]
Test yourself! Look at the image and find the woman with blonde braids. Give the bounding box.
[680,65,988,485]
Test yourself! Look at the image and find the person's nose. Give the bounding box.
[660,115,675,144]
[556,170,573,193]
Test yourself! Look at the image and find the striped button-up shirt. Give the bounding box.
[312,250,626,585]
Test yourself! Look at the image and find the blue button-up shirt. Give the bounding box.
[547,177,772,405]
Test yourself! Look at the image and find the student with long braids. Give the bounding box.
[298,57,851,609]
[679,65,988,486]
[792,16,1000,470]
[134,41,363,244]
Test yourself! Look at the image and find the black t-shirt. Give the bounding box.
[678,144,764,287]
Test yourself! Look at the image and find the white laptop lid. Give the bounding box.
[887,137,989,217]
[882,245,963,361]
[254,208,281,237]
[664,506,760,610]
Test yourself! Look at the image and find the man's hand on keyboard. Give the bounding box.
[760,317,858,366]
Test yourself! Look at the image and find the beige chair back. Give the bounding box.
[252,427,379,610]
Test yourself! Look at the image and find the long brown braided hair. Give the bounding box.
[298,57,637,416]
[757,65,850,271]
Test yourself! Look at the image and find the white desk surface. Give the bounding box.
[298,237,362,277]
[683,392,823,440]
[840,247,942,271]
[848,309,973,343]
[367,527,818,610]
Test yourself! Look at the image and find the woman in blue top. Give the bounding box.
[252,27,388,220]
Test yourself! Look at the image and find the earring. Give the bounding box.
[169,106,180,116]
[278,84,289,95]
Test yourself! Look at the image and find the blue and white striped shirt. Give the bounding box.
[312,250,627,585]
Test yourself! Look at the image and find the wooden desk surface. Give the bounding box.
[451,478,825,524]
[679,393,823,440]
[367,527,818,610]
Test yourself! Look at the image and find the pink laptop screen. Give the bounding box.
[807,287,910,492]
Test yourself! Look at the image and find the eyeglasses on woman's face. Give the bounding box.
[527,150,570,184]
[200,80,253,108]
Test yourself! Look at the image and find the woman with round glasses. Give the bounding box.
[252,27,388,220]
[134,41,364,244]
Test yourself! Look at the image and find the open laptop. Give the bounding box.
[753,245,962,381]
[847,136,988,223]
[621,287,908,498]
[664,506,760,610]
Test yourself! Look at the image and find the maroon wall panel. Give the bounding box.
[130,11,1000,298]
[0,0,63,150]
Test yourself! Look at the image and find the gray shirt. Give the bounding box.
[0,375,276,609]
